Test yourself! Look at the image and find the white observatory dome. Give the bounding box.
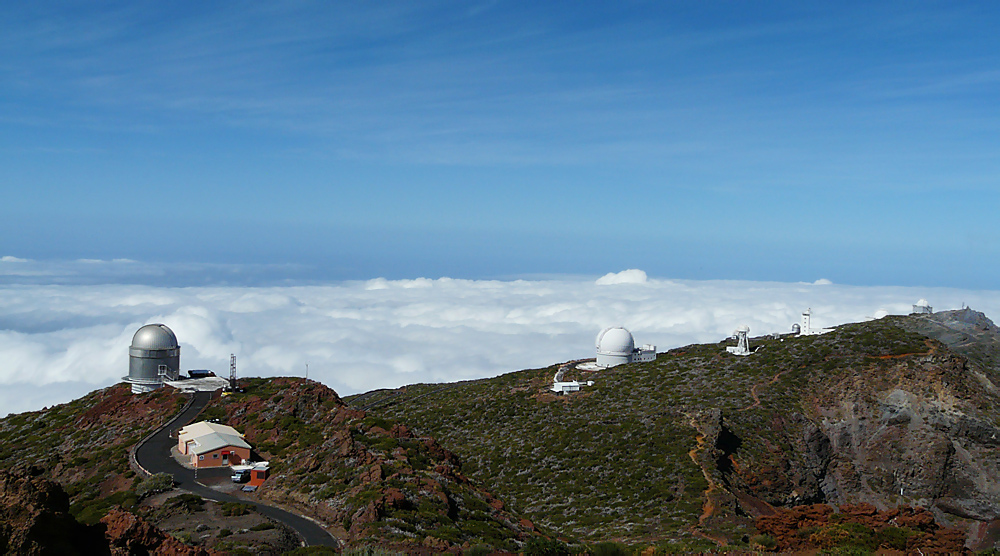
[596,327,635,356]
[916,299,929,307]
[131,324,179,350]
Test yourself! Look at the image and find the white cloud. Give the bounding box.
[596,269,648,285]
[813,278,833,285]
[1,270,998,417]
[1,256,29,263]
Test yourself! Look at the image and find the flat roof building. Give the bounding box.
[178,421,251,468]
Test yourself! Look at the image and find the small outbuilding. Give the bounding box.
[178,421,251,468]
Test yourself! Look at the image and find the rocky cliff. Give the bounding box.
[367,312,1000,551]
[0,466,211,555]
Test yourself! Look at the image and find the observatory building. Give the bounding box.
[123,324,180,394]
[797,309,833,336]
[595,327,656,368]
[726,326,753,356]
[912,299,933,314]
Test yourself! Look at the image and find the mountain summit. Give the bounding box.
[2,309,999,553]
[364,310,1000,551]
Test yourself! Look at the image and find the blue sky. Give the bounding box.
[2,2,1000,287]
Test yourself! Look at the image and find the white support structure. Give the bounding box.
[798,308,833,336]
[726,325,752,356]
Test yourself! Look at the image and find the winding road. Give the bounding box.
[134,391,338,548]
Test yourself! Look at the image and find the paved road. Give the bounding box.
[135,391,338,548]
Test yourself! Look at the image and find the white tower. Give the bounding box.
[797,308,832,336]
[726,325,752,356]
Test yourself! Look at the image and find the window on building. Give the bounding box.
[199,455,204,460]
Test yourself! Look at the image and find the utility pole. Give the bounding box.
[305,363,309,381]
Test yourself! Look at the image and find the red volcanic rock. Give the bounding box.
[0,467,210,556]
[102,507,215,556]
[390,424,413,439]
[360,464,383,484]
[756,504,969,554]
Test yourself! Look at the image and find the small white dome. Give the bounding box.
[916,299,929,307]
[596,327,635,356]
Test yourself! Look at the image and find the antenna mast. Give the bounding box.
[229,354,237,391]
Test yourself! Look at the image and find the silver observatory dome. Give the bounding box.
[123,324,180,394]
[131,324,179,350]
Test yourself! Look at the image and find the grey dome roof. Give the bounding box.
[131,324,179,350]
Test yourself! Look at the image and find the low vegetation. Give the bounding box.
[0,384,183,524]
[203,377,537,551]
[365,316,989,545]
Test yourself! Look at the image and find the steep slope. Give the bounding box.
[0,466,210,555]
[200,377,537,552]
[0,378,536,552]
[366,314,1000,550]
[901,307,1000,391]
[0,384,185,523]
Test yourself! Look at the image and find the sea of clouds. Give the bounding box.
[3,263,999,416]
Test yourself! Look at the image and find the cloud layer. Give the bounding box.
[2,271,998,416]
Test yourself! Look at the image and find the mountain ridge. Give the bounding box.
[2,309,999,553]
[365,309,1000,551]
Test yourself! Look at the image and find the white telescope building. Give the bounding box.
[595,327,656,368]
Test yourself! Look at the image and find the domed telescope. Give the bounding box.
[123,324,180,394]
[596,327,635,368]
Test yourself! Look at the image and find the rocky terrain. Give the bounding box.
[0,383,185,524]
[364,311,1000,552]
[0,465,211,555]
[754,502,968,553]
[202,377,537,552]
[3,309,1000,554]
[0,376,539,553]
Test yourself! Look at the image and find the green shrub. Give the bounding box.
[464,544,494,556]
[525,538,572,556]
[875,526,913,550]
[220,502,253,516]
[749,534,777,550]
[249,522,275,531]
[165,493,205,513]
[136,473,174,498]
[590,542,631,556]
[339,546,404,556]
[217,528,232,538]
